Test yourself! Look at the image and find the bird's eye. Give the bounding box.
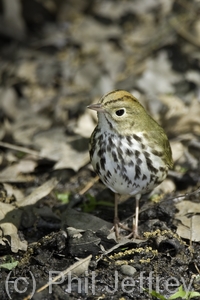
[115,109,125,116]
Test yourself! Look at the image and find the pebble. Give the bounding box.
[120,265,137,276]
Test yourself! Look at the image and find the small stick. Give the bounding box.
[79,175,99,195]
[0,141,40,157]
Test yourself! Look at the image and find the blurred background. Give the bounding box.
[0,0,200,183]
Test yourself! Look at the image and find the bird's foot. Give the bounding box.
[112,217,132,240]
[112,218,143,240]
[132,224,144,239]
[118,223,143,240]
[121,229,140,239]
[113,216,120,240]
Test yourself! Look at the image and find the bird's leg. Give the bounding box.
[133,194,141,238]
[114,193,142,239]
[114,193,120,239]
[114,194,132,240]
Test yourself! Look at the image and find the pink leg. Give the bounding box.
[133,194,141,238]
[114,193,120,239]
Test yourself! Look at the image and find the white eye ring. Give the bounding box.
[115,108,126,116]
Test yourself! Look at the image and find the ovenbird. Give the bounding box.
[87,90,173,239]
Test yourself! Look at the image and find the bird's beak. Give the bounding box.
[87,103,105,112]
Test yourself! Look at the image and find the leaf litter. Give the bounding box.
[0,0,200,299]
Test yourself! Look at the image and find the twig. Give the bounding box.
[0,141,40,156]
[79,175,99,195]
[172,187,200,203]
[23,255,92,300]
[169,16,200,48]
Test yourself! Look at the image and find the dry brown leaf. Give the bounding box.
[17,159,37,174]
[160,97,200,136]
[0,87,19,119]
[0,164,35,183]
[75,111,97,138]
[174,98,200,135]
[72,17,121,42]
[2,183,24,202]
[152,178,175,195]
[185,70,200,86]
[34,128,89,171]
[0,178,58,252]
[159,94,187,119]
[16,61,37,83]
[17,177,58,207]
[0,202,27,252]
[0,202,21,226]
[0,0,26,40]
[0,222,27,252]
[175,201,200,241]
[137,52,182,95]
[13,114,52,145]
[170,141,185,162]
[62,209,112,232]
[175,215,200,242]
[53,145,89,171]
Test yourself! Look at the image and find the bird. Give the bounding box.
[87,90,173,239]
